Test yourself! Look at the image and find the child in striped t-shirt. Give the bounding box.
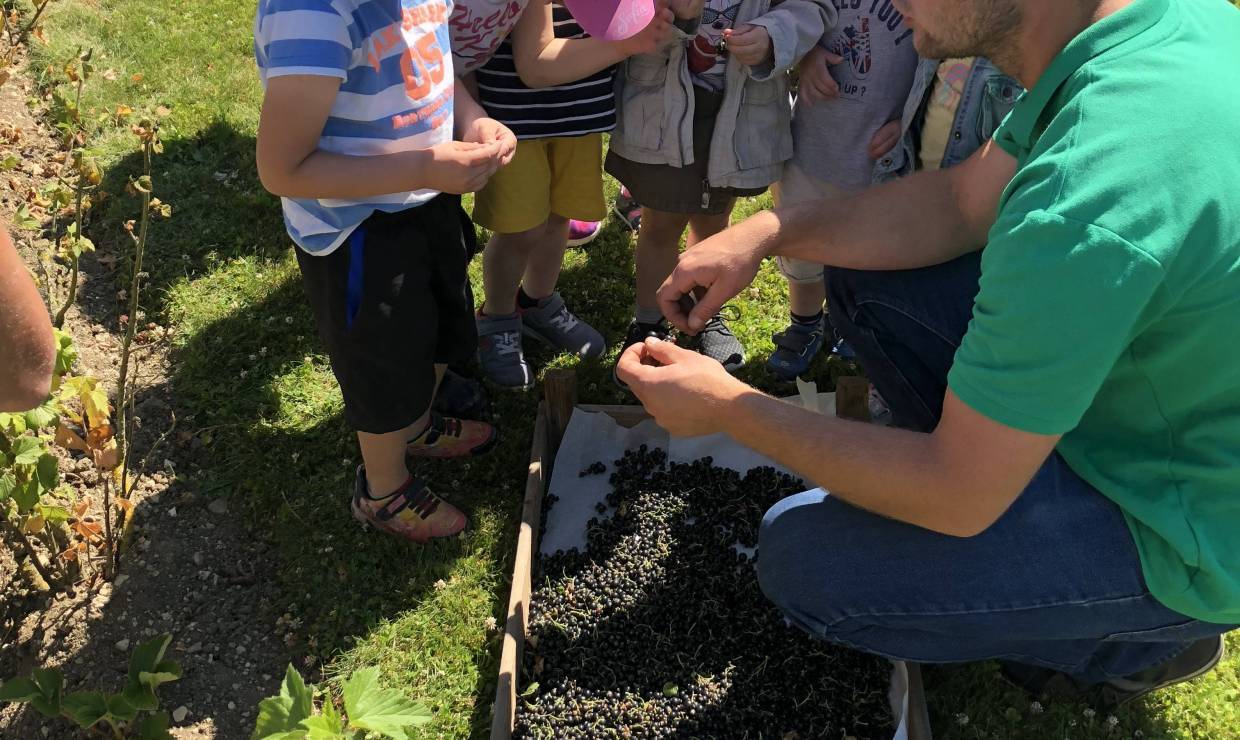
[254,0,517,543]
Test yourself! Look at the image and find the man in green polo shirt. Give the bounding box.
[615,0,1240,707]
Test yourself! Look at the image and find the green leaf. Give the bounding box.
[252,665,314,740]
[53,330,77,376]
[12,204,40,231]
[0,473,15,503]
[29,668,63,718]
[342,667,431,735]
[662,682,679,698]
[62,691,110,728]
[300,698,345,739]
[0,677,40,703]
[23,399,58,430]
[13,478,41,511]
[138,661,182,692]
[11,436,44,466]
[0,412,27,434]
[128,634,171,680]
[519,682,539,698]
[137,710,173,740]
[0,154,19,170]
[121,681,157,712]
[35,453,59,492]
[37,504,71,523]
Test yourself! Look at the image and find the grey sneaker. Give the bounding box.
[689,306,745,372]
[520,292,606,360]
[476,312,534,390]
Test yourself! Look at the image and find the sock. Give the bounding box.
[634,306,665,328]
[791,310,824,327]
[516,287,545,310]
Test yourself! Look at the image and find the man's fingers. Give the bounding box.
[615,342,655,387]
[686,285,728,333]
[641,336,687,365]
[657,268,704,331]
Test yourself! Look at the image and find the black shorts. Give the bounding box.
[295,195,478,434]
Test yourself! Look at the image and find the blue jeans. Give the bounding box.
[756,253,1231,683]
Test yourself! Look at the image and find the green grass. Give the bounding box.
[25,0,1240,736]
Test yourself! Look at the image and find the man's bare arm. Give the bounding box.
[618,340,1057,538]
[660,142,1017,331]
[0,227,54,412]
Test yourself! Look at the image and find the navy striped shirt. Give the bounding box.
[474,2,616,139]
[254,0,456,254]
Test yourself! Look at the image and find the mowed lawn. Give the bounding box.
[25,0,1239,736]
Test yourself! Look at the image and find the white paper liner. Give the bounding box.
[540,387,915,739]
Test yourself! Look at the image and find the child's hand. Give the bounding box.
[868,119,902,161]
[617,1,676,56]
[462,117,517,167]
[723,25,772,67]
[424,141,504,194]
[668,0,704,21]
[797,46,843,105]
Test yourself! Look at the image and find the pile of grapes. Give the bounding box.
[514,446,894,739]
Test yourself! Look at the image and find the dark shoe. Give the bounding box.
[613,318,672,389]
[520,291,606,360]
[1001,634,1226,711]
[1096,635,1225,709]
[767,316,827,381]
[477,311,534,390]
[432,368,489,420]
[686,306,745,372]
[407,411,498,459]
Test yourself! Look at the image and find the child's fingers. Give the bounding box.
[822,50,844,66]
[726,25,762,48]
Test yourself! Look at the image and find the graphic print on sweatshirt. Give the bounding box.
[450,0,528,74]
[688,0,742,91]
[824,0,914,103]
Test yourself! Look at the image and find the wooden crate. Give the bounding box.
[490,372,932,739]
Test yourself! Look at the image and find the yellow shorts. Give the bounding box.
[472,134,607,234]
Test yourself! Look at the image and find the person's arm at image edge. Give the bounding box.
[0,227,55,412]
[618,340,1059,538]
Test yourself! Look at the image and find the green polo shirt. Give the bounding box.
[947,0,1240,624]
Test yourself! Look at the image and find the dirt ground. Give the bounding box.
[1,51,295,739]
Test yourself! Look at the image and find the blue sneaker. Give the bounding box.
[767,317,827,381]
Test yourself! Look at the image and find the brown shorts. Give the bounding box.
[605,86,767,216]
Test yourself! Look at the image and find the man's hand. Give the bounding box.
[658,225,768,334]
[461,116,517,167]
[868,119,902,161]
[616,338,749,437]
[617,1,676,56]
[668,0,704,21]
[422,141,504,194]
[797,46,842,105]
[724,25,772,67]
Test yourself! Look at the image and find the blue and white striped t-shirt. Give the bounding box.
[254,0,457,254]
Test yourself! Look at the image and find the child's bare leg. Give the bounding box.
[636,208,691,312]
[520,214,570,300]
[357,411,430,497]
[685,203,733,248]
[482,224,546,316]
[789,279,827,317]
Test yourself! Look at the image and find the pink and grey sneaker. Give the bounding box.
[567,219,602,248]
[351,466,467,543]
[613,186,641,232]
[407,411,497,459]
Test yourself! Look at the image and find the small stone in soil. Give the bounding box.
[172,706,189,723]
[208,498,229,515]
[114,639,130,651]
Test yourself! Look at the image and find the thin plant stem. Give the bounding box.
[114,137,152,485]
